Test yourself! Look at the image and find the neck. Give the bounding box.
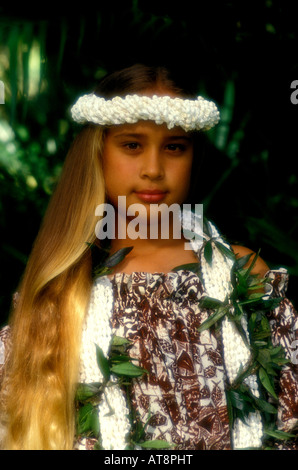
[110,210,185,254]
[110,233,186,255]
[103,207,199,275]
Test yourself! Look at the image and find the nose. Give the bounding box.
[140,146,164,180]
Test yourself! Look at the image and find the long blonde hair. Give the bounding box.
[1,125,106,449]
[0,64,200,449]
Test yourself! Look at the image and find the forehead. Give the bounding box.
[105,121,192,138]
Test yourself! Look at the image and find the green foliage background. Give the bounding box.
[0,1,297,325]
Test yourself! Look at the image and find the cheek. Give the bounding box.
[102,154,136,203]
[102,155,118,201]
[171,160,193,196]
[103,151,134,179]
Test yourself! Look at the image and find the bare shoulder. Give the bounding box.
[230,244,270,278]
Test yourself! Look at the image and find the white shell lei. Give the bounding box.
[71,94,220,132]
[195,222,264,449]
[79,277,131,450]
[79,212,264,449]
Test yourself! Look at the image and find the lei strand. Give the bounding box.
[197,220,293,449]
[76,214,293,450]
[71,94,220,132]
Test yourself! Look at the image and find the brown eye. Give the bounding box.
[166,143,186,152]
[124,142,140,150]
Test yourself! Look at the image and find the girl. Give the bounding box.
[0,64,297,450]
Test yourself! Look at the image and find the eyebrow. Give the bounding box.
[112,132,192,141]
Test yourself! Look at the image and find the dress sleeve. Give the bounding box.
[265,269,298,439]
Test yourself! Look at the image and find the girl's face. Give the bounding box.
[102,120,194,222]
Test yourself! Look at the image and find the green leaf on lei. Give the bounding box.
[199,296,225,310]
[195,249,296,447]
[111,336,132,347]
[110,361,148,378]
[75,383,102,403]
[137,439,173,449]
[203,239,213,266]
[264,428,296,441]
[95,344,111,382]
[77,402,100,437]
[258,367,278,400]
[104,246,134,268]
[214,240,236,261]
[89,245,134,278]
[197,303,229,332]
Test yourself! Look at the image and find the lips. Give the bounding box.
[134,189,168,203]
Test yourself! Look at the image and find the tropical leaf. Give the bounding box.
[253,397,277,415]
[199,296,224,310]
[110,361,147,378]
[76,383,102,402]
[203,239,213,266]
[92,246,134,278]
[233,253,254,271]
[104,246,134,268]
[214,241,235,261]
[137,439,173,449]
[95,344,110,382]
[111,336,131,347]
[264,428,296,441]
[198,304,229,332]
[258,367,278,400]
[76,403,100,437]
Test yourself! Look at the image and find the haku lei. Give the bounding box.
[71,93,220,132]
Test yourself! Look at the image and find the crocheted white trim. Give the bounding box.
[71,94,220,132]
[198,222,263,449]
[221,315,263,449]
[79,276,130,450]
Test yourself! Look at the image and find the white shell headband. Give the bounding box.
[70,93,220,132]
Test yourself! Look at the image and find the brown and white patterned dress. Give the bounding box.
[110,270,230,450]
[0,269,298,449]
